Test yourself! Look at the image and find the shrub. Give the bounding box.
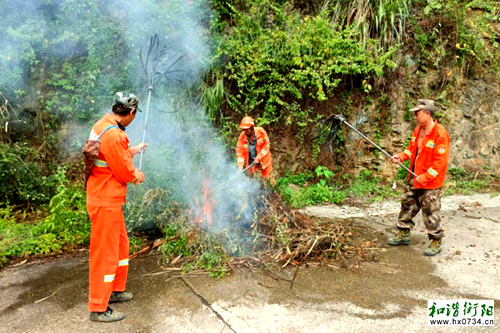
[215,0,397,124]
[0,168,89,267]
[0,142,59,206]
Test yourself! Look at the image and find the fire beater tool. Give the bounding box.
[138,34,183,170]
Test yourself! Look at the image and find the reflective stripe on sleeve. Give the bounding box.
[94,159,109,167]
[104,274,115,283]
[428,168,438,177]
[404,150,412,158]
[118,259,129,267]
[243,144,248,148]
[237,158,245,162]
[261,149,268,156]
[257,139,263,143]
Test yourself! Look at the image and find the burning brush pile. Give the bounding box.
[129,181,380,274]
[186,173,381,268]
[124,34,380,274]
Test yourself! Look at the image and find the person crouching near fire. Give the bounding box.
[236,116,273,182]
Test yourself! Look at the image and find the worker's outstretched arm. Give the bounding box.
[130,142,148,156]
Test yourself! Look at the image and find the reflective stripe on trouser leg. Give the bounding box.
[87,204,125,312]
[104,274,115,282]
[397,182,421,230]
[113,220,129,293]
[420,188,444,240]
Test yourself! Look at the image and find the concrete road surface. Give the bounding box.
[1,193,499,332]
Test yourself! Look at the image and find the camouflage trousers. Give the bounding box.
[397,182,444,240]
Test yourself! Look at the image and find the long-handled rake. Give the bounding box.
[317,114,417,178]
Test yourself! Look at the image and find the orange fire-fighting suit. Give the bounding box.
[397,122,450,189]
[236,127,272,179]
[86,113,138,312]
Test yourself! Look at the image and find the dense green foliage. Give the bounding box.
[327,0,411,51]
[214,0,397,125]
[0,142,60,205]
[0,0,208,119]
[275,167,400,207]
[274,166,496,208]
[413,0,498,72]
[1,1,126,118]
[0,169,89,266]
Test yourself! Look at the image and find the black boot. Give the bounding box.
[109,291,133,303]
[89,306,125,322]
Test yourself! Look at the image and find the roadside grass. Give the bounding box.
[276,166,497,208]
[0,171,90,268]
[275,168,400,208]
[443,167,496,196]
[0,196,152,269]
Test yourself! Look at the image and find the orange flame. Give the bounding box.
[193,171,216,226]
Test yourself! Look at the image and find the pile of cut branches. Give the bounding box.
[245,190,379,267]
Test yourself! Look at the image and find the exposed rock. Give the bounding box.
[461,158,486,172]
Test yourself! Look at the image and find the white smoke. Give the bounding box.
[99,0,262,231]
[0,0,262,233]
[120,0,262,230]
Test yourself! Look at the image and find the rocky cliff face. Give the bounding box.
[282,68,500,180]
[380,71,500,178]
[450,78,500,173]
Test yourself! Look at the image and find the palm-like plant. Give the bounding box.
[200,69,226,123]
[329,0,411,50]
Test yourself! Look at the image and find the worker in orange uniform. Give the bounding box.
[236,116,273,181]
[389,99,450,256]
[86,92,147,322]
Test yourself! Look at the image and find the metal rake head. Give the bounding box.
[138,34,184,113]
